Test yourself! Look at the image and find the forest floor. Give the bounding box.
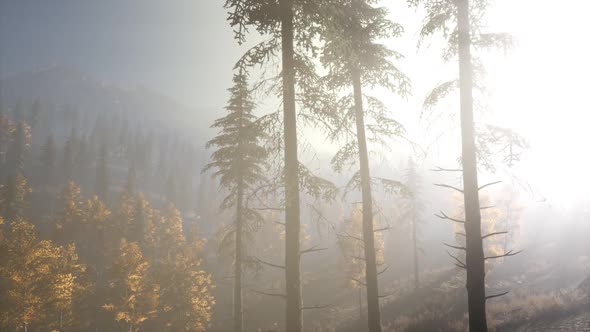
[508,313,590,331]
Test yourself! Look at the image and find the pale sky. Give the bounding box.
[1,0,588,207]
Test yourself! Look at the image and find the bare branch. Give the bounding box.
[444,243,467,251]
[446,250,466,269]
[378,293,394,299]
[377,266,389,276]
[351,277,366,286]
[336,232,363,242]
[302,304,332,310]
[301,245,328,255]
[485,249,523,260]
[434,183,464,194]
[435,211,465,224]
[252,257,285,269]
[478,181,503,191]
[480,205,496,210]
[486,291,510,301]
[252,207,285,212]
[374,226,390,233]
[482,231,508,240]
[455,232,466,237]
[249,289,286,299]
[430,166,463,173]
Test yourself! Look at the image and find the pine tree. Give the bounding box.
[40,134,56,185]
[62,128,78,182]
[319,1,410,330]
[223,2,338,329]
[411,0,517,330]
[402,157,423,290]
[95,141,109,202]
[204,70,266,332]
[54,181,84,245]
[337,204,385,322]
[6,121,29,176]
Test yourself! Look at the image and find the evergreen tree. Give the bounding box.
[6,121,29,176]
[319,1,409,330]
[0,172,30,221]
[40,134,56,184]
[95,141,109,202]
[205,70,266,332]
[402,157,423,290]
[63,128,78,181]
[411,0,517,329]
[54,181,84,245]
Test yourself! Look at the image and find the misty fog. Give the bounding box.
[0,1,589,332]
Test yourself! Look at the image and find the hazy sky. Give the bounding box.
[0,0,241,109]
[1,0,589,207]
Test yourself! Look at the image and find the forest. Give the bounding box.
[0,0,589,331]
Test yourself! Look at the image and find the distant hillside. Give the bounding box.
[0,65,216,140]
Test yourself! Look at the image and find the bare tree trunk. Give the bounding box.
[412,210,420,289]
[280,0,302,331]
[352,68,382,332]
[234,184,244,332]
[457,0,487,331]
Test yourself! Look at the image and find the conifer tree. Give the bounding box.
[40,134,56,184]
[205,70,266,332]
[223,2,340,329]
[411,0,518,330]
[95,141,109,202]
[62,127,78,181]
[319,1,409,330]
[402,157,423,289]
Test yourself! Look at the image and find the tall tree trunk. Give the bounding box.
[234,184,244,332]
[412,210,420,289]
[352,68,382,332]
[280,0,302,331]
[457,0,487,331]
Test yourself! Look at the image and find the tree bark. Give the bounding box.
[280,1,302,331]
[352,68,382,332]
[234,183,244,332]
[457,0,487,331]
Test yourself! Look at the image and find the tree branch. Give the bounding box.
[252,256,285,269]
[300,245,328,255]
[430,166,463,172]
[485,249,523,260]
[252,206,285,212]
[302,304,332,310]
[486,291,510,301]
[374,226,390,233]
[478,181,502,191]
[377,266,389,276]
[444,243,466,251]
[435,211,465,224]
[446,250,466,269]
[480,205,496,210]
[351,277,366,286]
[482,231,508,240]
[434,183,464,194]
[249,288,286,299]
